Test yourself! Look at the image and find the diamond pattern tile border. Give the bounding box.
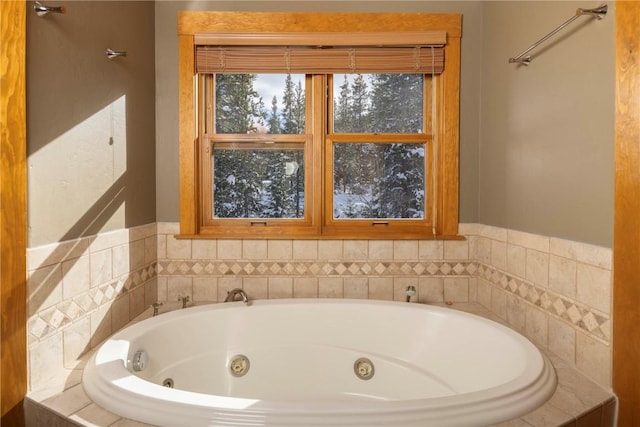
[27,262,157,342]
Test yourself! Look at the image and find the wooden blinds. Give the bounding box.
[194,31,446,74]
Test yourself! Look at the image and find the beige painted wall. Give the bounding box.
[479,1,615,247]
[154,0,483,225]
[27,1,156,247]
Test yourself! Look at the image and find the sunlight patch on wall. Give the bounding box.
[28,95,128,246]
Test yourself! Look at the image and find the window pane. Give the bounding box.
[333,74,423,133]
[213,148,304,218]
[333,143,425,219]
[215,74,305,134]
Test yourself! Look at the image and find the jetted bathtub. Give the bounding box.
[83,299,556,427]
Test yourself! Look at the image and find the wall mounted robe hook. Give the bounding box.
[106,49,127,60]
[34,1,66,17]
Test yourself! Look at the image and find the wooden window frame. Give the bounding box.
[178,11,461,239]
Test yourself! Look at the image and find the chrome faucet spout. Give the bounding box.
[224,288,250,305]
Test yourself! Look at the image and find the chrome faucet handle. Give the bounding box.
[150,302,163,316]
[177,295,190,309]
[405,285,417,303]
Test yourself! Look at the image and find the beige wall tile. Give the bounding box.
[526,249,549,288]
[112,244,131,278]
[471,236,491,263]
[369,240,393,260]
[394,240,418,260]
[268,240,292,260]
[62,317,90,369]
[28,264,63,316]
[344,277,368,299]
[369,277,393,300]
[62,255,90,300]
[165,236,191,259]
[576,263,611,314]
[525,305,548,348]
[549,255,577,299]
[29,333,64,391]
[418,277,444,303]
[145,278,158,307]
[156,277,167,301]
[293,240,318,260]
[490,286,507,319]
[193,277,218,302]
[319,277,343,298]
[419,240,444,260]
[468,277,478,302]
[244,277,268,300]
[243,239,267,259]
[293,277,318,298]
[89,249,112,288]
[548,316,576,364]
[28,238,90,270]
[508,229,549,252]
[550,238,612,270]
[576,333,611,388]
[156,233,167,259]
[156,222,180,234]
[444,240,469,259]
[111,295,130,332]
[344,240,368,259]
[217,240,242,259]
[192,239,217,260]
[444,277,469,302]
[477,278,492,309]
[130,286,146,318]
[129,239,146,270]
[90,304,112,348]
[268,277,293,298]
[166,277,192,301]
[507,243,526,279]
[144,235,157,265]
[491,240,507,271]
[318,240,343,260]
[505,293,525,332]
[477,224,508,241]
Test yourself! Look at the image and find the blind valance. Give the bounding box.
[194,31,447,74]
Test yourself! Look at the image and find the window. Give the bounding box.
[178,12,462,239]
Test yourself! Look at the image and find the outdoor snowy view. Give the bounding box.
[212,73,426,220]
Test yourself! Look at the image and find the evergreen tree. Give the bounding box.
[213,150,263,218]
[334,75,352,132]
[268,95,282,134]
[369,74,422,133]
[350,74,369,132]
[215,74,266,133]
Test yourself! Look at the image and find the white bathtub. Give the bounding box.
[83,299,556,427]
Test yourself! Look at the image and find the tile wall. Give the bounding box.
[26,224,158,392]
[25,221,612,394]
